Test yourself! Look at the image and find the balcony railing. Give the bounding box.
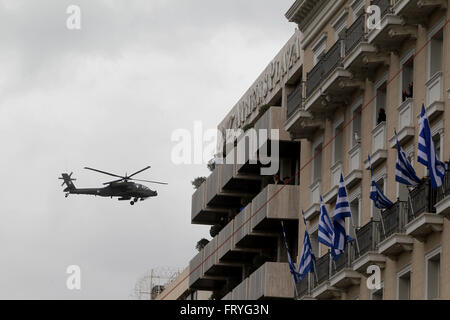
[331,242,355,275]
[306,60,323,97]
[354,220,381,257]
[408,179,437,222]
[437,168,450,204]
[287,82,303,119]
[380,201,408,241]
[313,253,331,287]
[345,14,366,55]
[296,276,309,298]
[322,40,344,80]
[372,121,386,153]
[372,0,391,18]
[306,40,344,98]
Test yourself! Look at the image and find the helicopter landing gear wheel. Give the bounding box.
[130,201,135,205]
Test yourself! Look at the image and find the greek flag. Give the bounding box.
[418,104,447,188]
[318,196,335,249]
[281,221,300,284]
[368,155,394,209]
[332,174,352,260]
[298,211,315,280]
[395,130,421,186]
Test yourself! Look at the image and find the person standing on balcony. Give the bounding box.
[377,108,386,125]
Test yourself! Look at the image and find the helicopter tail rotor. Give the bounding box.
[59,172,77,192]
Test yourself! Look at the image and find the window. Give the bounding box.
[349,198,360,240]
[334,123,344,164]
[332,10,348,42]
[351,0,365,21]
[313,143,323,183]
[400,51,414,103]
[352,106,362,147]
[433,134,441,161]
[375,81,387,127]
[426,248,441,300]
[312,35,327,66]
[310,228,319,257]
[428,28,443,79]
[397,267,411,300]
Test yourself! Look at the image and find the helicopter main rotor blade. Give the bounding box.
[131,178,168,185]
[84,167,125,179]
[127,166,151,179]
[103,178,124,185]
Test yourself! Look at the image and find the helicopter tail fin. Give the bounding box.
[60,173,77,192]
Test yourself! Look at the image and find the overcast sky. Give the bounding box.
[0,0,296,299]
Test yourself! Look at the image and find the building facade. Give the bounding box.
[182,0,450,300]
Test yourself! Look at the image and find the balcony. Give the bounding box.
[284,109,325,141]
[364,122,387,169]
[435,169,450,219]
[217,214,259,264]
[343,14,379,79]
[191,182,228,225]
[405,179,443,241]
[231,278,249,300]
[247,262,295,300]
[393,0,448,24]
[389,98,415,148]
[189,250,226,291]
[329,243,361,289]
[237,107,299,174]
[346,144,363,189]
[425,72,445,121]
[251,184,299,233]
[311,253,341,299]
[378,201,414,258]
[367,0,417,50]
[353,220,386,273]
[305,40,353,114]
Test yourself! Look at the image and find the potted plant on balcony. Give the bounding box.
[195,238,209,252]
[191,176,206,189]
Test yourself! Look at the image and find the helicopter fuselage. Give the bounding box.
[66,181,157,201]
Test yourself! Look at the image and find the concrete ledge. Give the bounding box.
[435,195,450,219]
[311,281,341,300]
[378,234,414,258]
[353,252,386,274]
[329,269,361,289]
[364,149,388,169]
[304,203,320,221]
[405,213,444,242]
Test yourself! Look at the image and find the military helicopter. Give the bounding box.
[59,166,167,205]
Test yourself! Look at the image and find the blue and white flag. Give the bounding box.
[418,104,447,188]
[368,155,394,209]
[395,130,421,186]
[318,196,335,249]
[298,211,315,280]
[332,174,352,260]
[281,221,300,284]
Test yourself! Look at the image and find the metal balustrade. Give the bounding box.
[313,254,331,287]
[345,14,366,55]
[380,201,408,241]
[306,60,323,97]
[408,179,437,222]
[322,40,344,80]
[287,82,303,118]
[296,276,309,298]
[331,242,355,275]
[437,168,450,203]
[372,0,391,18]
[354,220,381,257]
